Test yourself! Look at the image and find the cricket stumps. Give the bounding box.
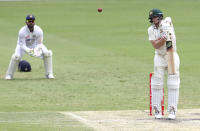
[149,72,164,116]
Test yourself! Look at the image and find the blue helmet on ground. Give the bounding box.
[18,60,31,72]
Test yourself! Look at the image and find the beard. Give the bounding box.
[28,24,34,28]
[27,24,35,32]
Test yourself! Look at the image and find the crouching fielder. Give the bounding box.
[147,9,180,119]
[5,14,55,80]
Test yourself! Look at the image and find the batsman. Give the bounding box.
[5,14,55,80]
[147,9,180,119]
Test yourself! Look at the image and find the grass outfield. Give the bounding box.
[0,0,200,130]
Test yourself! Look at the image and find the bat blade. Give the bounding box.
[167,47,175,75]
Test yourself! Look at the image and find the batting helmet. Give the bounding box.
[148,8,163,23]
[26,14,35,21]
[18,60,31,72]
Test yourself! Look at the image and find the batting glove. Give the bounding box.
[27,48,34,57]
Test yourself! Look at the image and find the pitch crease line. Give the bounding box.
[60,112,109,131]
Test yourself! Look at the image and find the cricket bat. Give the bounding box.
[166,40,175,75]
[162,17,176,75]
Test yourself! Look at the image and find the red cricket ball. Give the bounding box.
[98,8,102,13]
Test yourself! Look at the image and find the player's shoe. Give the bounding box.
[168,106,176,120]
[46,74,55,79]
[154,106,162,119]
[5,75,13,80]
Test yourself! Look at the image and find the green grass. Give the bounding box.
[0,0,200,130]
[0,112,92,131]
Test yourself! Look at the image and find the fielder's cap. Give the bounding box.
[26,14,35,21]
[18,60,31,72]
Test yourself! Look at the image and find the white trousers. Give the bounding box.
[152,52,180,112]
[6,44,53,78]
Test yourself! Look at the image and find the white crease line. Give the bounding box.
[60,112,110,131]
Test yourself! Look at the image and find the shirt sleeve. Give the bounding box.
[36,28,43,45]
[148,27,156,41]
[18,30,30,52]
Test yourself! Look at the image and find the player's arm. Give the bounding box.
[18,33,28,52]
[148,27,167,49]
[36,27,43,45]
[33,30,44,57]
[18,32,34,56]
[150,37,166,49]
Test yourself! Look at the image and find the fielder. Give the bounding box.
[5,14,55,80]
[147,9,180,119]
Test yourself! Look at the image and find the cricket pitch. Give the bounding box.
[61,109,200,131]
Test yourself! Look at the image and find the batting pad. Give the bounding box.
[167,75,180,111]
[151,76,164,108]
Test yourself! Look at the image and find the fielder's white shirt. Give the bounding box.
[17,25,43,52]
[148,17,177,56]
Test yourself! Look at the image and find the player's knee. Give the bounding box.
[11,54,21,61]
[151,76,163,89]
[167,75,180,89]
[43,50,52,57]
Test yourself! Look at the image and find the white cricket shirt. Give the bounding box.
[148,17,177,56]
[17,25,43,52]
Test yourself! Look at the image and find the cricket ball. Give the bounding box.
[98,8,102,13]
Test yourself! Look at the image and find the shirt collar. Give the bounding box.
[153,20,164,29]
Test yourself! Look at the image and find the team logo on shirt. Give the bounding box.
[33,35,36,38]
[25,35,30,39]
